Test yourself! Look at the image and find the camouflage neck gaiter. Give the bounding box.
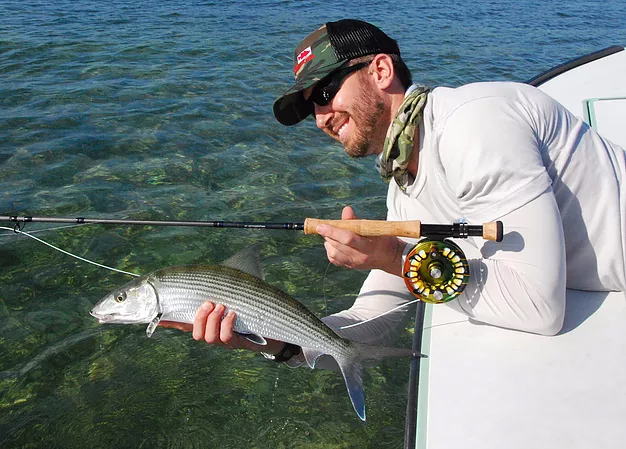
[377,85,429,191]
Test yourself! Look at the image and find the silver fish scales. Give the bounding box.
[90,245,419,421]
[152,264,346,352]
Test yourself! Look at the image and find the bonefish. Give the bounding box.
[90,244,420,421]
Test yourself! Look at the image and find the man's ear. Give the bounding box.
[369,54,396,90]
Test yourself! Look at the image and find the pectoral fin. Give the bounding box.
[239,333,267,346]
[233,319,267,345]
[146,314,162,338]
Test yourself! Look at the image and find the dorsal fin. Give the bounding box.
[221,243,264,280]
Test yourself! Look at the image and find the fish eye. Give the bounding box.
[115,292,127,303]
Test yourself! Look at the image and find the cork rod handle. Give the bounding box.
[304,218,423,238]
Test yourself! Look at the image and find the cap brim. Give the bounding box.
[274,60,347,126]
[273,88,313,126]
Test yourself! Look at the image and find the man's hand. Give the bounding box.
[316,206,404,276]
[159,301,286,354]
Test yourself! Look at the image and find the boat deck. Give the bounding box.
[420,289,626,448]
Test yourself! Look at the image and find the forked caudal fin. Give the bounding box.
[339,358,366,421]
[314,343,421,422]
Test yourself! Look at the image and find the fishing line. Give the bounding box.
[423,319,468,330]
[321,261,332,314]
[0,222,90,238]
[0,226,140,277]
[338,299,421,330]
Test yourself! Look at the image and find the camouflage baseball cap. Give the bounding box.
[273,19,401,126]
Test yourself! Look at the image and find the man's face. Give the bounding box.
[307,64,388,158]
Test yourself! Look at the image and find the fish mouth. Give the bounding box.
[90,309,144,325]
[90,309,113,324]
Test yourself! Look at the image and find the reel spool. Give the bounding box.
[403,239,469,304]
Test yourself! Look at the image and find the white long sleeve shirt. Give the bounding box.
[294,81,625,368]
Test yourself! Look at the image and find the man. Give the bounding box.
[164,19,626,366]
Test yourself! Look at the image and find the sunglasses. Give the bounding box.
[309,61,370,107]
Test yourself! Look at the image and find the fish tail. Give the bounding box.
[336,343,421,422]
[336,355,366,422]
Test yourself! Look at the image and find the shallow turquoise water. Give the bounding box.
[1,0,624,447]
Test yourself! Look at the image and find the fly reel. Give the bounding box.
[403,239,469,304]
[401,220,503,304]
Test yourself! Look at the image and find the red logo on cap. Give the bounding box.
[294,46,314,74]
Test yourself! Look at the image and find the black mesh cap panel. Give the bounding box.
[326,19,400,61]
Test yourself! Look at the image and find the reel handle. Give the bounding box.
[304,218,503,242]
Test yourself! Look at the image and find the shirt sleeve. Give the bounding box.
[446,188,566,335]
[437,96,552,222]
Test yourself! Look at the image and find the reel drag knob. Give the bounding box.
[403,239,470,304]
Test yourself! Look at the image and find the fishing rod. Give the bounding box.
[3,214,504,305]
[2,215,503,242]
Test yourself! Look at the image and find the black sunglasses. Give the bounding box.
[309,61,370,107]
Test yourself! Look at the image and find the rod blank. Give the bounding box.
[2,216,304,230]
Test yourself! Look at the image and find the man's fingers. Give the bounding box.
[324,239,352,265]
[204,303,226,344]
[341,205,357,220]
[186,303,284,353]
[192,301,214,341]
[316,223,362,247]
[220,311,237,345]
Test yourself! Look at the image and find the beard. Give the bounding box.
[342,80,387,158]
